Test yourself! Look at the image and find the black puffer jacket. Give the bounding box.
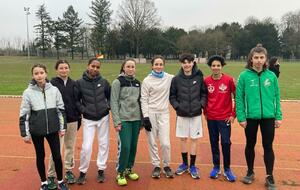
[51,77,80,123]
[169,65,207,117]
[75,71,111,121]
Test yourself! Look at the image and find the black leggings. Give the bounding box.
[31,132,62,182]
[244,118,275,175]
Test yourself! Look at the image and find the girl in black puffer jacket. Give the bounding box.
[74,58,111,184]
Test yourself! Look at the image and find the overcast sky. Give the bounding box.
[1,0,300,41]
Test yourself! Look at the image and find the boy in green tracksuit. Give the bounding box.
[110,58,142,186]
[236,44,282,190]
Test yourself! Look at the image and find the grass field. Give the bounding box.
[0,56,299,99]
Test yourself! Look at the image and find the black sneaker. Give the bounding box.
[242,170,255,184]
[151,167,161,178]
[163,166,174,178]
[97,170,105,183]
[40,184,49,190]
[265,175,277,190]
[58,181,69,190]
[65,171,76,184]
[76,172,86,185]
[47,176,57,190]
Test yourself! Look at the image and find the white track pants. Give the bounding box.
[78,115,109,173]
[146,112,171,167]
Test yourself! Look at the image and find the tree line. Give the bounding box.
[1,0,300,60]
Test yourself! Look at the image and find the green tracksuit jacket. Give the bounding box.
[236,69,282,122]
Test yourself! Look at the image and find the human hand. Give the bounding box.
[143,117,152,132]
[239,121,247,128]
[23,136,31,144]
[115,124,122,132]
[59,130,65,137]
[225,116,235,125]
[275,120,282,128]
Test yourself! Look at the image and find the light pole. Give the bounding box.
[24,7,30,59]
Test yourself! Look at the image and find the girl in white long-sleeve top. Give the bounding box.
[141,56,174,179]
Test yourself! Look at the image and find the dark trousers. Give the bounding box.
[207,120,231,170]
[245,118,275,175]
[31,132,63,182]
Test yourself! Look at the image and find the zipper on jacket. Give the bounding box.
[258,75,263,118]
[188,78,192,116]
[42,88,49,134]
[94,81,98,115]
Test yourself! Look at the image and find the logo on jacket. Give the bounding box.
[264,79,270,87]
[97,84,101,87]
[250,79,258,87]
[135,83,139,87]
[219,83,227,92]
[207,84,215,93]
[193,80,197,85]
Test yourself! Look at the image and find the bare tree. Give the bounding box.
[117,0,160,57]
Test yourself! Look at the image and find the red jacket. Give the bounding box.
[204,74,236,120]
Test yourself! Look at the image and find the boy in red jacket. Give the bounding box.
[204,55,236,182]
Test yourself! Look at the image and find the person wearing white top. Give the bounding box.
[141,56,174,179]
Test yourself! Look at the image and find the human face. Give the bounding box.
[181,60,194,74]
[123,60,136,76]
[152,58,164,73]
[87,60,100,78]
[32,67,47,86]
[251,52,266,72]
[210,60,222,76]
[56,63,70,79]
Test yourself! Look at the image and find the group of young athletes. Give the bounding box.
[19,43,282,190]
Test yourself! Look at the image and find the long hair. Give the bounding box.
[31,64,47,75]
[269,57,278,68]
[119,58,136,74]
[246,44,268,69]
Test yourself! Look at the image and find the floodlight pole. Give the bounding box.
[24,7,30,59]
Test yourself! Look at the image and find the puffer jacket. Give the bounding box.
[75,71,111,121]
[19,80,66,137]
[169,64,207,117]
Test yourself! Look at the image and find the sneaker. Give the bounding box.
[189,165,200,179]
[40,184,49,190]
[65,171,76,184]
[151,167,161,178]
[76,172,86,185]
[163,166,174,178]
[242,170,255,184]
[116,172,127,186]
[58,181,69,190]
[265,175,277,190]
[210,167,221,179]
[47,177,57,190]
[97,170,105,183]
[125,168,139,181]
[224,169,236,182]
[175,163,188,175]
